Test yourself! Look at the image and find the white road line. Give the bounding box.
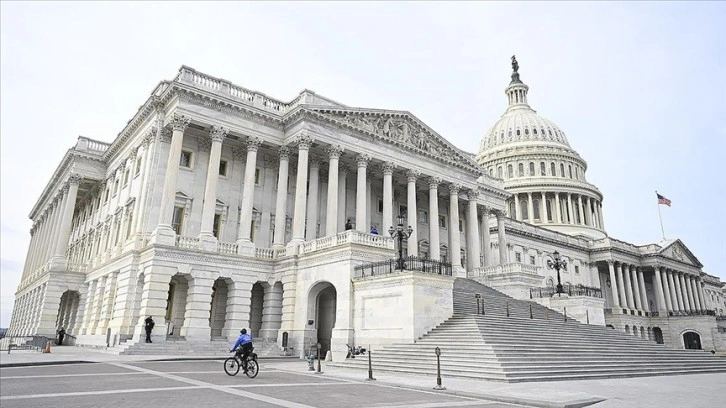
[0,385,201,400]
[1,372,146,379]
[363,402,497,408]
[111,362,317,408]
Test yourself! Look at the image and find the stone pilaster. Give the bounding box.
[406,170,419,257]
[428,177,441,261]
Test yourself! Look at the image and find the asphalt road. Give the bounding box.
[0,360,526,408]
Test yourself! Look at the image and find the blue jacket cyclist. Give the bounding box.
[231,329,254,371]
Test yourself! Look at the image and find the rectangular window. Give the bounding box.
[378,199,384,213]
[172,206,184,235]
[135,156,142,176]
[399,204,408,219]
[439,215,447,229]
[418,210,428,224]
[219,160,228,176]
[515,252,522,262]
[575,265,580,274]
[459,220,464,232]
[126,213,133,239]
[123,169,130,186]
[113,180,119,195]
[105,188,110,203]
[179,151,192,168]
[530,255,536,265]
[254,168,261,185]
[213,214,221,238]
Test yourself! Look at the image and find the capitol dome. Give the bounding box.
[477,57,607,240]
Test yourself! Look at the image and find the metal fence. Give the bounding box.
[0,336,49,353]
[529,284,603,299]
[354,257,452,278]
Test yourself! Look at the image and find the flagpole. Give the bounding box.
[656,190,665,241]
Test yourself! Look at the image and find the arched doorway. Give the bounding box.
[209,278,230,339]
[653,327,664,344]
[55,290,81,336]
[307,282,337,356]
[165,274,189,337]
[683,331,702,350]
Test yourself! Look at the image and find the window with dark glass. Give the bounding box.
[219,160,228,176]
[180,151,192,168]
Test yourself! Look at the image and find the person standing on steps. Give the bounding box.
[144,316,155,343]
[57,327,66,345]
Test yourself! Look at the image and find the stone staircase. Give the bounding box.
[334,279,726,382]
[107,337,282,357]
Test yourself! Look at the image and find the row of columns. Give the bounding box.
[510,191,603,229]
[152,119,510,266]
[606,260,708,314]
[7,284,46,336]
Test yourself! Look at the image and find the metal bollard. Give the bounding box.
[586,310,590,324]
[316,343,323,374]
[506,302,510,317]
[433,347,446,390]
[366,345,376,381]
[476,297,481,315]
[529,304,533,319]
[564,307,568,322]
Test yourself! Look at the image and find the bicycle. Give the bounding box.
[224,347,259,378]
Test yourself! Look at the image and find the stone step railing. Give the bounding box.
[471,262,540,278]
[176,235,199,250]
[301,229,394,254]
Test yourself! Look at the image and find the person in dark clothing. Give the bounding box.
[370,226,378,235]
[230,328,254,373]
[345,219,353,230]
[144,316,155,343]
[57,328,66,345]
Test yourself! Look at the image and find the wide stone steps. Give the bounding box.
[109,338,281,356]
[333,278,726,381]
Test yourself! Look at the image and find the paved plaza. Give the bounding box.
[1,347,725,407]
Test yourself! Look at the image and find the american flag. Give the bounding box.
[657,193,671,207]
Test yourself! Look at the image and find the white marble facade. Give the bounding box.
[8,61,726,357]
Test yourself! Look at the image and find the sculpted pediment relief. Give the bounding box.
[311,109,482,173]
[660,240,702,267]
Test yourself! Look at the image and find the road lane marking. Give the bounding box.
[0,386,201,400]
[1,372,146,379]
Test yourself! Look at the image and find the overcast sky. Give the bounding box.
[1,1,724,327]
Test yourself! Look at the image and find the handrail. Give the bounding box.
[354,256,452,278]
[529,284,603,299]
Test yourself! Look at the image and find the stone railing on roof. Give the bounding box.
[503,218,590,249]
[175,66,300,115]
[75,136,110,155]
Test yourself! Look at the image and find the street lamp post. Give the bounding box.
[546,250,568,296]
[388,214,413,270]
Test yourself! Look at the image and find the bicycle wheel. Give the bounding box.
[245,359,259,378]
[224,357,240,376]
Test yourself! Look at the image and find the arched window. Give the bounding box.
[524,128,529,135]
[540,162,546,176]
[507,164,514,179]
[548,129,552,136]
[550,162,556,176]
[560,163,565,177]
[497,166,503,178]
[500,131,504,141]
[568,165,573,179]
[546,199,553,221]
[516,129,521,136]
[518,163,524,177]
[533,128,538,135]
[625,325,630,334]
[509,201,516,217]
[521,200,529,220]
[508,130,512,138]
[529,162,535,176]
[489,168,494,177]
[533,199,541,220]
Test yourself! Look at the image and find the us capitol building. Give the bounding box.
[8,58,726,361]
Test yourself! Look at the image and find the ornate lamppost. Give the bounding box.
[546,250,568,296]
[388,214,413,270]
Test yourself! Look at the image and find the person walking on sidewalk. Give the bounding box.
[144,316,155,343]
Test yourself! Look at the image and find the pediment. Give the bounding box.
[309,108,483,174]
[659,239,702,268]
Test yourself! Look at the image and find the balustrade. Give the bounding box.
[529,284,602,299]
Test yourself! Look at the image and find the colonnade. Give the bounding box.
[509,191,603,229]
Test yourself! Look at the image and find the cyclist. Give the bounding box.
[230,328,254,373]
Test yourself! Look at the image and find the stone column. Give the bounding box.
[527,192,534,222]
[131,130,156,237]
[662,269,674,312]
[428,177,441,261]
[355,154,370,232]
[273,147,291,248]
[479,207,491,267]
[695,278,706,311]
[53,175,81,258]
[152,114,190,244]
[337,165,348,233]
[540,192,547,223]
[683,274,694,311]
[607,261,620,310]
[637,267,649,312]
[80,279,97,335]
[381,162,395,235]
[667,270,681,311]
[305,156,321,240]
[554,192,562,223]
[576,195,585,225]
[629,265,642,311]
[325,145,343,236]
[180,275,215,340]
[290,134,314,246]
[495,210,507,264]
[676,271,687,311]
[514,193,521,220]
[616,263,627,309]
[687,276,699,311]
[653,266,667,313]
[258,284,283,341]
[566,193,574,224]
[466,190,480,270]
[236,137,263,252]
[406,170,419,257]
[448,184,462,268]
[89,276,107,335]
[198,126,227,248]
[597,202,604,230]
[49,193,67,261]
[98,272,118,333]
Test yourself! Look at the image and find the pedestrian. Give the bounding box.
[57,327,66,346]
[370,225,378,235]
[144,316,155,343]
[345,219,353,230]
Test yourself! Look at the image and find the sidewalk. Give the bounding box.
[1,346,724,408]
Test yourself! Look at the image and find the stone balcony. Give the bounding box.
[469,262,543,300]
